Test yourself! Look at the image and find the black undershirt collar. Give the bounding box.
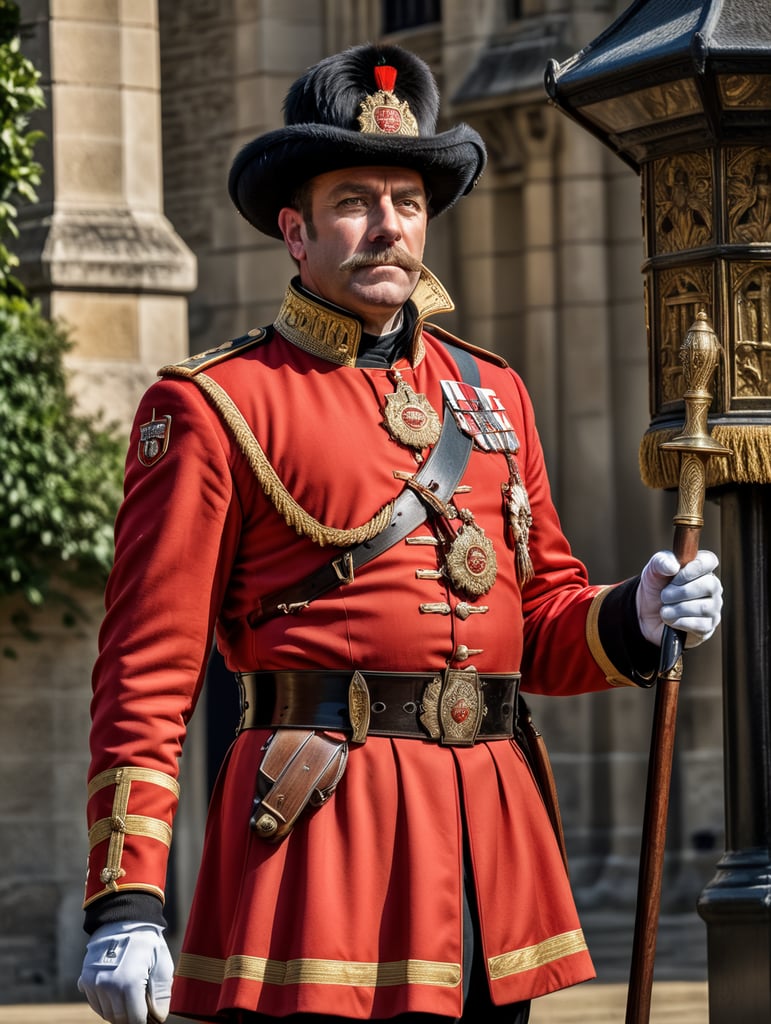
[294,282,417,368]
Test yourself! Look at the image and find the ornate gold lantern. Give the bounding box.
[545,0,771,490]
[546,2,771,1020]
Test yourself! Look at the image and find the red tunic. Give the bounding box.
[84,278,635,1020]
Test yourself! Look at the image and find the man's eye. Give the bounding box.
[340,197,366,208]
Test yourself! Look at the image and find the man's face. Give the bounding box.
[278,166,429,334]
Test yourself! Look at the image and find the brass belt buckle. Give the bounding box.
[420,667,485,746]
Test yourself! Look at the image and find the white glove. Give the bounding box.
[78,922,173,1024]
[636,549,722,648]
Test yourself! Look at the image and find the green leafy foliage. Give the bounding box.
[0,297,125,620]
[0,2,125,642]
[0,1,43,293]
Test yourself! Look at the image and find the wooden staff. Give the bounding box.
[625,310,731,1024]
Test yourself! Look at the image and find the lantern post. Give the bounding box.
[546,2,771,1021]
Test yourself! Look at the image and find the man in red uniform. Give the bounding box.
[77,44,722,1024]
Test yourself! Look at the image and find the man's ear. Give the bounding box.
[278,207,306,262]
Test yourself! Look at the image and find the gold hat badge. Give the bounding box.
[358,62,419,137]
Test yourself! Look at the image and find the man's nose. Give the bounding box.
[368,199,401,242]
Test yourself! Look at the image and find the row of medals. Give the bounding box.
[383,373,497,598]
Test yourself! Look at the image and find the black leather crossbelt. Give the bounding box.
[236,669,520,745]
[248,339,479,625]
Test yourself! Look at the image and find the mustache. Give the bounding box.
[339,247,423,273]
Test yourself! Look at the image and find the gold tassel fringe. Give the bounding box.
[639,423,771,489]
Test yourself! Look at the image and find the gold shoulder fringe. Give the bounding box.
[170,369,395,547]
[639,423,771,489]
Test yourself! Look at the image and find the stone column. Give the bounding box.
[18,0,196,426]
[0,0,195,1002]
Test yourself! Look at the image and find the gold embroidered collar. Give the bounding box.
[273,268,455,367]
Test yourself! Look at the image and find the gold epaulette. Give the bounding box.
[158,326,270,377]
[424,322,510,369]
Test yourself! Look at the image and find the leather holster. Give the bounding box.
[250,728,348,841]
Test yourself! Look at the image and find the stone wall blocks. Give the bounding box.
[51,0,120,20]
[0,759,52,816]
[189,306,258,356]
[54,137,124,203]
[526,248,557,307]
[50,20,121,86]
[456,255,497,311]
[53,83,122,138]
[609,300,647,367]
[0,694,55,758]
[559,176,606,243]
[559,242,609,306]
[234,246,295,308]
[0,822,59,876]
[122,25,161,91]
[234,73,294,136]
[607,238,648,303]
[608,167,645,242]
[119,0,157,27]
[123,90,163,209]
[561,304,612,396]
[558,114,607,178]
[18,9,52,70]
[137,294,191,367]
[21,209,197,294]
[63,359,159,430]
[235,0,325,22]
[238,21,321,75]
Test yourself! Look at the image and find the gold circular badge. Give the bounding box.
[444,520,498,596]
[383,379,441,448]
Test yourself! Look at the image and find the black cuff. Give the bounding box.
[598,577,659,687]
[83,892,167,935]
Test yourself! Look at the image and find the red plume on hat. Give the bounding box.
[228,44,487,239]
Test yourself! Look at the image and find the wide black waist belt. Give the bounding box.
[237,669,521,746]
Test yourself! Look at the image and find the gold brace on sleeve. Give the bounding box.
[87,766,180,891]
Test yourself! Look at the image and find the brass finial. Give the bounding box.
[659,310,732,527]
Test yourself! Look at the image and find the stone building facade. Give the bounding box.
[0,0,723,1006]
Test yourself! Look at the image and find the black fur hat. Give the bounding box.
[228,44,487,239]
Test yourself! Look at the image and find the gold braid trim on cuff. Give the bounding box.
[83,882,165,910]
[586,587,637,687]
[167,368,395,548]
[87,766,179,894]
[87,765,180,799]
[88,814,173,849]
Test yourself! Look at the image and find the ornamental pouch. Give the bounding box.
[249,728,348,841]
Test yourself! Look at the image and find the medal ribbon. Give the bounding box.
[440,380,520,452]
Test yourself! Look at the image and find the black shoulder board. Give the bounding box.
[424,322,509,369]
[157,326,271,378]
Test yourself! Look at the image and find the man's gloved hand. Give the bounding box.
[636,549,723,648]
[78,921,173,1024]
